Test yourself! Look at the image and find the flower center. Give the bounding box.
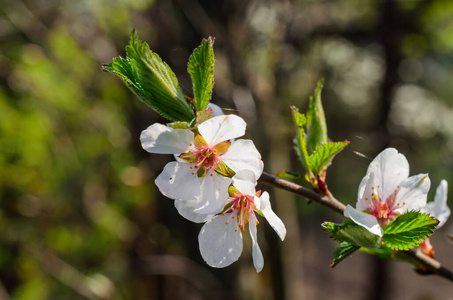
[179,134,231,178]
[366,186,401,227]
[223,193,259,232]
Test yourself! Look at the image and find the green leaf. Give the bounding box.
[323,219,382,249]
[103,30,195,122]
[291,106,311,174]
[331,242,360,267]
[188,37,215,111]
[322,222,338,235]
[167,121,190,129]
[359,245,396,260]
[383,211,439,251]
[305,80,328,153]
[196,108,213,125]
[276,170,305,180]
[308,141,350,175]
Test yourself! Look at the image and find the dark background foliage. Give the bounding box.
[1,0,453,299]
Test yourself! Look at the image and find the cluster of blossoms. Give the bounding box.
[105,32,452,276]
[345,148,450,254]
[140,105,286,272]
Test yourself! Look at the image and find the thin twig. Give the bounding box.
[259,172,346,214]
[258,171,453,283]
[403,249,453,281]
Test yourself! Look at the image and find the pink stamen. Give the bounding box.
[367,187,400,227]
[181,144,220,177]
[224,193,258,232]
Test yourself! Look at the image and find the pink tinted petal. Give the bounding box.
[154,162,201,201]
[193,172,232,214]
[367,148,409,199]
[198,214,243,268]
[356,172,376,212]
[257,192,286,241]
[140,124,194,154]
[344,205,383,237]
[221,140,264,179]
[232,170,257,195]
[174,199,214,223]
[249,220,264,273]
[423,180,450,228]
[198,115,246,145]
[395,173,430,213]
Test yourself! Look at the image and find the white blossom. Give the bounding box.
[345,148,431,236]
[198,170,286,272]
[140,115,263,216]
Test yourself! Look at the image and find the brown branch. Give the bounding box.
[258,171,453,283]
[259,172,346,214]
[403,249,453,281]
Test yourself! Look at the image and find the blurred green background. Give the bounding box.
[1,0,453,299]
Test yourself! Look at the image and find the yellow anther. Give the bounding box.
[225,221,229,225]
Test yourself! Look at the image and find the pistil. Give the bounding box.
[367,186,401,227]
[223,194,258,232]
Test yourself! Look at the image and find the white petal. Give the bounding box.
[254,195,261,209]
[198,214,243,268]
[154,162,200,201]
[357,173,370,202]
[366,148,409,199]
[140,124,194,154]
[257,192,286,241]
[344,205,383,237]
[207,103,224,117]
[174,199,214,223]
[198,115,246,145]
[356,172,376,212]
[221,139,264,179]
[423,180,450,228]
[394,173,430,213]
[249,220,264,273]
[232,170,257,195]
[193,172,232,214]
